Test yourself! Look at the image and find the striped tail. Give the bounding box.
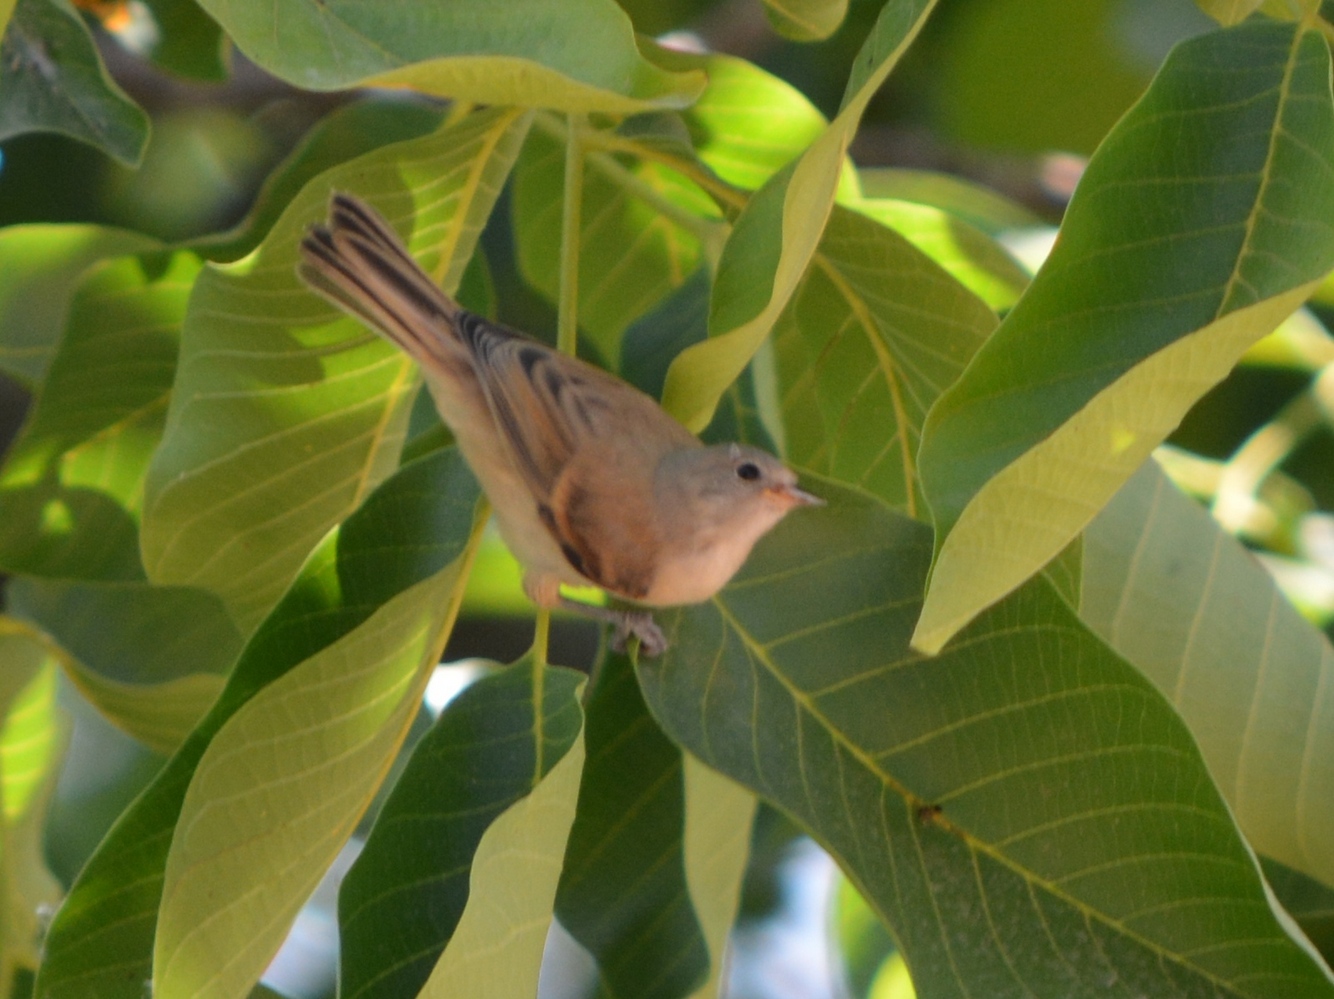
[297,193,465,370]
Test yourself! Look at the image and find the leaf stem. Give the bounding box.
[532,608,551,667]
[534,112,734,250]
[558,113,587,357]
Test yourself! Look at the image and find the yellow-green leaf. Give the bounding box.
[662,0,939,432]
[416,720,586,999]
[153,563,472,999]
[141,107,528,633]
[914,22,1334,653]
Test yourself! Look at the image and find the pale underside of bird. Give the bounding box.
[298,193,821,655]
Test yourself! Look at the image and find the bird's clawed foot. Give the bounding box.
[610,610,667,658]
[557,597,668,657]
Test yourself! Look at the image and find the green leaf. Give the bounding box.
[138,0,228,81]
[0,251,199,582]
[0,224,158,386]
[7,578,238,752]
[194,0,704,112]
[153,569,470,999]
[683,53,833,192]
[1262,859,1334,962]
[914,22,1334,653]
[0,627,61,821]
[1081,459,1334,892]
[199,97,447,262]
[414,718,586,999]
[760,0,848,41]
[34,448,482,999]
[339,657,584,999]
[0,0,149,165]
[775,206,994,512]
[512,119,709,367]
[855,167,1042,236]
[662,0,939,432]
[140,107,528,634]
[555,653,709,999]
[637,476,1334,997]
[834,875,898,999]
[0,640,64,986]
[680,757,754,999]
[849,197,1030,311]
[1195,0,1267,24]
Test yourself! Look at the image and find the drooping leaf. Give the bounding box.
[35,448,483,999]
[414,718,586,999]
[914,21,1334,653]
[662,0,939,432]
[339,657,584,999]
[637,476,1334,997]
[152,564,472,999]
[679,757,754,999]
[141,107,528,634]
[193,0,704,112]
[1082,458,1334,892]
[0,0,149,165]
[555,653,708,999]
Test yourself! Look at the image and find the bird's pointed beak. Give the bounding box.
[770,483,825,508]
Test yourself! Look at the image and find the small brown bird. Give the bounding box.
[298,193,821,654]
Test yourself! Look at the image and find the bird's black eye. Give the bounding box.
[736,461,761,481]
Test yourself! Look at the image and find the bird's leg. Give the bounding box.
[556,597,668,657]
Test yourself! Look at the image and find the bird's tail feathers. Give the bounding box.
[298,193,465,369]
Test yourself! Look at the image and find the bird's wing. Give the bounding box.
[456,313,689,501]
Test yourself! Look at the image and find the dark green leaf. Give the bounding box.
[0,0,148,165]
[638,476,1333,997]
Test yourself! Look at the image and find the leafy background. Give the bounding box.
[3,1,1334,999]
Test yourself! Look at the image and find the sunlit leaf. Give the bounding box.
[915,22,1334,653]
[141,107,528,633]
[850,198,1029,310]
[0,623,65,986]
[0,225,158,387]
[35,448,483,999]
[680,757,754,999]
[1082,459,1334,891]
[0,251,199,581]
[856,167,1042,236]
[663,0,939,432]
[512,120,709,366]
[683,53,833,192]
